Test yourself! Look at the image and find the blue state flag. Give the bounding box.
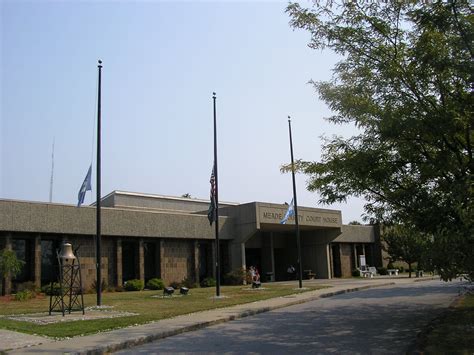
[77,165,92,207]
[280,198,295,224]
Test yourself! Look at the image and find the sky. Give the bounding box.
[1,0,366,223]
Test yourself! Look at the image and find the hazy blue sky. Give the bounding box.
[1,0,366,223]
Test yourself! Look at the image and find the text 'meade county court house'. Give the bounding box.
[0,191,383,294]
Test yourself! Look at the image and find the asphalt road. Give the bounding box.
[116,280,461,354]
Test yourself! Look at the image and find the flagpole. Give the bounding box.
[288,116,303,289]
[213,92,220,297]
[96,60,102,306]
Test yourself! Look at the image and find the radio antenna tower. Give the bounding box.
[49,137,55,203]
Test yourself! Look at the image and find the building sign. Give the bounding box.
[258,205,341,227]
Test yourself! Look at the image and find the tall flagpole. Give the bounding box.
[49,137,55,203]
[213,92,220,297]
[288,116,303,289]
[96,60,102,306]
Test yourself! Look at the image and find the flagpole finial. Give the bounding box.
[288,115,291,122]
[98,59,102,67]
[213,92,216,98]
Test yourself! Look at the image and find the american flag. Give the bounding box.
[207,165,217,225]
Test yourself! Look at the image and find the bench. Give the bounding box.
[387,269,399,276]
[361,271,374,278]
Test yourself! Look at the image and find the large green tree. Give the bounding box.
[285,1,473,280]
[382,225,429,278]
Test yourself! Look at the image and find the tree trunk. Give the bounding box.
[408,263,412,278]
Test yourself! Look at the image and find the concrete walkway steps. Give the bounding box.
[3,277,437,355]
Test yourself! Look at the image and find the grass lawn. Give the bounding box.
[0,284,326,339]
[422,293,474,353]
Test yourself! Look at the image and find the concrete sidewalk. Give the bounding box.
[3,277,434,355]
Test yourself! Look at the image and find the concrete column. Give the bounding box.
[155,241,161,279]
[353,244,358,268]
[241,242,246,270]
[138,239,145,283]
[328,243,334,279]
[240,242,247,285]
[326,244,332,279]
[160,239,165,280]
[116,238,122,287]
[34,235,41,288]
[3,234,13,295]
[194,240,200,284]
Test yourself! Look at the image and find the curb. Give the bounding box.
[73,282,397,355]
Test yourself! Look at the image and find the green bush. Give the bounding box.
[146,278,165,290]
[124,279,144,291]
[377,267,388,275]
[16,281,38,293]
[387,262,395,270]
[41,282,63,296]
[14,289,35,301]
[181,277,197,289]
[352,269,361,277]
[223,268,246,285]
[399,266,405,273]
[200,277,216,287]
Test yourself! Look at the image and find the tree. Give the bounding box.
[348,221,362,225]
[285,1,473,280]
[0,249,25,295]
[382,225,429,278]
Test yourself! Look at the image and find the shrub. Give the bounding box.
[200,277,216,288]
[90,279,108,294]
[377,267,388,275]
[146,278,165,290]
[223,268,247,285]
[124,279,144,291]
[169,281,181,289]
[352,269,361,277]
[16,281,38,293]
[181,277,197,289]
[399,266,405,273]
[387,262,395,270]
[41,282,63,296]
[14,289,35,301]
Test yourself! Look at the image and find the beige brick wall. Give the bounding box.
[66,235,114,292]
[161,239,194,285]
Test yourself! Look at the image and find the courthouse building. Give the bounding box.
[0,191,382,294]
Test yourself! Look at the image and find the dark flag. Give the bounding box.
[207,165,217,225]
[77,164,92,207]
